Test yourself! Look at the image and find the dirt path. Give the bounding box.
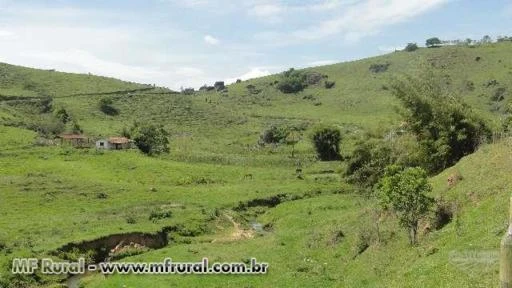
[211,214,254,243]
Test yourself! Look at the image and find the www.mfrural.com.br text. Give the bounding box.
[12,257,269,275]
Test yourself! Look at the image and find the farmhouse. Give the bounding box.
[96,137,133,150]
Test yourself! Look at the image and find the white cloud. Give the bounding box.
[249,3,283,23]
[175,67,204,77]
[253,0,450,45]
[226,67,272,83]
[0,30,14,37]
[204,35,220,45]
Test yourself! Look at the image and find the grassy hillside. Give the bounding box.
[1,42,512,287]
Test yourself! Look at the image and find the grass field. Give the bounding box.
[1,42,512,287]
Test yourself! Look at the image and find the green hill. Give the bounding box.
[1,42,512,287]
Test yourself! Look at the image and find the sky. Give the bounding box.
[0,0,511,90]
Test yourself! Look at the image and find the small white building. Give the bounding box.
[96,137,133,150]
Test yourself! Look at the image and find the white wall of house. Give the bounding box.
[95,139,110,149]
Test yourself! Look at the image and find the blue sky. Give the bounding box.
[0,0,510,89]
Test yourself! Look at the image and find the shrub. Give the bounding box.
[431,200,454,230]
[260,125,289,144]
[38,96,53,113]
[132,124,170,155]
[277,68,307,94]
[377,166,434,245]
[181,88,195,95]
[55,107,71,123]
[404,43,419,52]
[71,121,83,134]
[324,81,335,89]
[149,210,172,222]
[345,139,394,190]
[369,63,390,73]
[214,81,225,91]
[99,97,119,116]
[311,126,341,161]
[28,115,65,137]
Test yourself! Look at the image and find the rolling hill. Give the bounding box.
[1,42,512,287]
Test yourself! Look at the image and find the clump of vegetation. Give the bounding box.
[426,37,442,48]
[324,80,335,89]
[181,87,195,95]
[38,96,53,113]
[55,107,71,123]
[369,63,390,73]
[310,126,341,161]
[149,210,172,222]
[404,43,419,52]
[345,139,395,190]
[277,68,307,94]
[28,115,65,137]
[246,84,262,94]
[99,97,119,116]
[391,68,490,173]
[260,125,290,144]
[377,165,434,245]
[131,123,170,155]
[214,81,225,91]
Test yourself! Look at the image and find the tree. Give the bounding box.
[285,130,301,158]
[311,126,341,161]
[132,124,170,155]
[377,166,434,245]
[481,35,492,44]
[404,43,419,52]
[425,37,441,48]
[390,68,490,173]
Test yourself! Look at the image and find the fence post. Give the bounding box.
[500,197,512,287]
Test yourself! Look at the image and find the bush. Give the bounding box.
[181,88,195,95]
[311,126,341,161]
[149,210,172,222]
[28,115,65,137]
[345,139,394,190]
[404,43,418,52]
[277,68,307,94]
[132,124,170,155]
[369,63,390,73]
[214,81,225,91]
[55,107,71,123]
[38,96,53,113]
[324,81,335,89]
[260,125,289,144]
[99,97,119,116]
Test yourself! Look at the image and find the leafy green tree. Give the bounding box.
[377,166,434,245]
[311,126,341,161]
[425,37,441,48]
[132,124,170,155]
[404,43,419,52]
[285,130,301,158]
[390,68,490,173]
